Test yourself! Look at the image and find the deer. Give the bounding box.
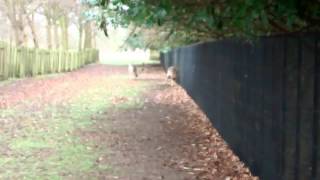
[128,63,145,79]
[128,64,138,78]
[166,66,177,86]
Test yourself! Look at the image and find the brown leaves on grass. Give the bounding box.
[0,65,127,109]
[111,96,129,105]
[152,84,259,180]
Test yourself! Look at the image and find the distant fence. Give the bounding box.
[0,42,99,80]
[161,33,320,180]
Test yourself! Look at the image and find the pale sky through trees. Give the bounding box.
[0,0,149,62]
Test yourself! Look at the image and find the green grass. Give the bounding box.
[0,78,21,87]
[10,138,53,151]
[0,75,150,179]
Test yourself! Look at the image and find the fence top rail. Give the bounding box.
[166,32,320,52]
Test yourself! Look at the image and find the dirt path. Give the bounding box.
[0,64,256,180]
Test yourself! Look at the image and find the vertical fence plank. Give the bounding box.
[71,52,75,70]
[66,52,70,71]
[58,50,62,72]
[39,50,43,75]
[6,43,11,78]
[12,47,17,77]
[16,47,19,77]
[17,47,24,77]
[0,42,4,80]
[46,50,50,74]
[26,48,32,76]
[40,50,44,75]
[2,42,7,80]
[272,37,286,179]
[60,50,63,72]
[283,36,300,180]
[50,50,54,73]
[3,42,9,80]
[54,50,58,73]
[298,36,316,180]
[32,49,38,76]
[315,37,320,180]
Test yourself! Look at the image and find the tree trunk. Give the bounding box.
[18,24,27,46]
[12,24,21,46]
[4,0,27,46]
[92,29,97,48]
[84,22,92,49]
[17,1,27,46]
[26,13,39,48]
[53,21,59,49]
[78,19,84,50]
[46,15,53,49]
[60,15,69,49]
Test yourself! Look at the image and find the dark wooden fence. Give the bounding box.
[161,33,320,180]
[0,41,99,81]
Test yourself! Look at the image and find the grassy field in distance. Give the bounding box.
[99,50,160,66]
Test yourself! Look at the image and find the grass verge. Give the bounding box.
[0,75,149,179]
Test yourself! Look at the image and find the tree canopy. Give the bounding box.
[82,0,320,50]
[0,0,97,49]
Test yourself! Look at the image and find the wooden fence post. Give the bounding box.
[58,50,62,73]
[12,46,18,78]
[0,42,5,80]
[3,42,10,80]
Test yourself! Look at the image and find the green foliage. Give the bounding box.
[124,32,146,49]
[82,0,320,50]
